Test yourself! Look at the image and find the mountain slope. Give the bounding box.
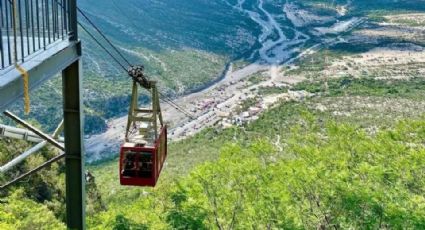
[86,76,425,229]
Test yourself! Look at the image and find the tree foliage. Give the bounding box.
[2,76,425,229]
[0,189,65,229]
[164,117,425,229]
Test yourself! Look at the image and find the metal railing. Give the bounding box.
[0,0,71,70]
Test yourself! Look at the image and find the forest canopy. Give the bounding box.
[86,115,425,229]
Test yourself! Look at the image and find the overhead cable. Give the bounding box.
[77,7,132,66]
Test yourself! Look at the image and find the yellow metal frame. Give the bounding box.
[125,80,163,143]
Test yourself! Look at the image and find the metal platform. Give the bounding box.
[0,0,80,111]
[0,38,81,111]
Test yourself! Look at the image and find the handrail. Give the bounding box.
[0,0,72,70]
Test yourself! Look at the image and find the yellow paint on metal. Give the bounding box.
[12,0,30,114]
[15,64,30,114]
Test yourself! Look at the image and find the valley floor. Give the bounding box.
[86,10,425,163]
[85,1,366,162]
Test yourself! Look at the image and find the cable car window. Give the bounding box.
[122,151,137,177]
[138,151,153,178]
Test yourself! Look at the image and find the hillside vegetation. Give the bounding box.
[85,76,425,229]
[1,0,425,229]
[2,76,425,229]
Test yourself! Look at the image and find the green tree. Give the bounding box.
[0,189,65,229]
[165,117,425,229]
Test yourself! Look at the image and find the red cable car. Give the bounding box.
[119,126,167,187]
[120,66,167,187]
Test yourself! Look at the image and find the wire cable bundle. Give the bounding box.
[77,7,195,119]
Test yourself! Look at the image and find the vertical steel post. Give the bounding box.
[62,60,85,230]
[64,1,85,229]
[69,0,78,41]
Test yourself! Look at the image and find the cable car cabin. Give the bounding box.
[120,66,167,187]
[120,126,167,187]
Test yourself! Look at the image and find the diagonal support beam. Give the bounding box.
[3,110,65,151]
[0,120,64,173]
[0,113,66,191]
[0,153,65,190]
